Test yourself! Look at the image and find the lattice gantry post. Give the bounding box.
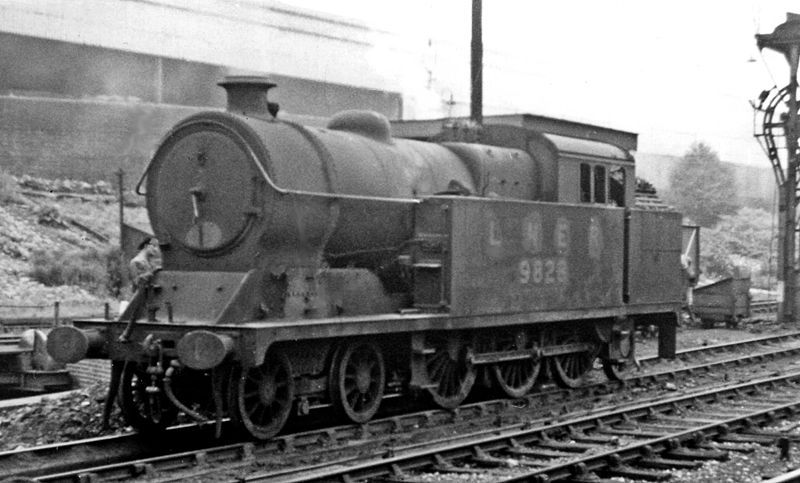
[756,13,800,324]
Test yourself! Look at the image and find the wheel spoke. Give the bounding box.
[120,364,178,432]
[230,352,295,440]
[430,357,448,381]
[246,402,261,418]
[550,333,596,389]
[428,353,448,377]
[332,343,385,424]
[424,338,476,408]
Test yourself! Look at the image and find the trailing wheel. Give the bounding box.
[119,361,177,433]
[602,324,636,381]
[492,330,540,398]
[602,359,632,381]
[550,334,596,388]
[229,350,294,440]
[330,341,385,423]
[425,334,476,409]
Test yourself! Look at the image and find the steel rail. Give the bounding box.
[0,423,231,479]
[12,332,800,482]
[256,371,800,482]
[636,328,800,366]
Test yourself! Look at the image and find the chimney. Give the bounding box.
[218,76,279,118]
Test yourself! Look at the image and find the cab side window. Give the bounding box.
[593,165,606,203]
[580,163,591,203]
[579,162,626,206]
[609,167,625,207]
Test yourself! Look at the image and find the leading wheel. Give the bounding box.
[120,362,177,433]
[491,331,540,398]
[229,350,294,440]
[551,334,596,388]
[330,341,385,423]
[425,334,476,409]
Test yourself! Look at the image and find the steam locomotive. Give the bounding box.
[47,77,682,440]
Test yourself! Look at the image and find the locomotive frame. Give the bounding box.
[47,77,682,440]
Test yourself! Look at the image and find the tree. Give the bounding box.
[701,207,777,288]
[666,142,739,227]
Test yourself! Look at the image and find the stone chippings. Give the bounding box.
[655,442,799,483]
[0,383,127,451]
[401,438,800,482]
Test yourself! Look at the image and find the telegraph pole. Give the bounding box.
[757,14,800,324]
[470,0,483,125]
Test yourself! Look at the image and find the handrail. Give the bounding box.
[135,117,421,205]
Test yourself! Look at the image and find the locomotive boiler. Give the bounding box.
[47,76,683,440]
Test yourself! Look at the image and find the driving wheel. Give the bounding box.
[424,334,476,409]
[330,341,385,423]
[229,350,294,440]
[551,334,597,388]
[492,330,540,398]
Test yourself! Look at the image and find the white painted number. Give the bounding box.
[532,258,543,284]
[518,257,568,285]
[556,258,568,283]
[518,259,531,284]
[544,259,555,284]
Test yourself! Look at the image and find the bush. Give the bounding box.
[29,246,126,296]
[701,207,777,289]
[35,204,65,227]
[104,246,126,297]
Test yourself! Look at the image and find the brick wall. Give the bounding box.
[67,359,111,387]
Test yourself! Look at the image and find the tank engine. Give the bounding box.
[47,77,682,439]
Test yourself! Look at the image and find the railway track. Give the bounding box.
[6,330,800,482]
[637,329,800,367]
[269,370,800,482]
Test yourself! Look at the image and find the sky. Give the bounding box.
[289,0,797,165]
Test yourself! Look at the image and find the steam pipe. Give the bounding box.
[163,360,209,423]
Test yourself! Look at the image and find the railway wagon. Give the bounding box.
[46,76,683,440]
[0,330,72,396]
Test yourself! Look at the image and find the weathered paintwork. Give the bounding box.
[49,76,691,443]
[693,276,751,323]
[415,197,625,317]
[627,209,684,306]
